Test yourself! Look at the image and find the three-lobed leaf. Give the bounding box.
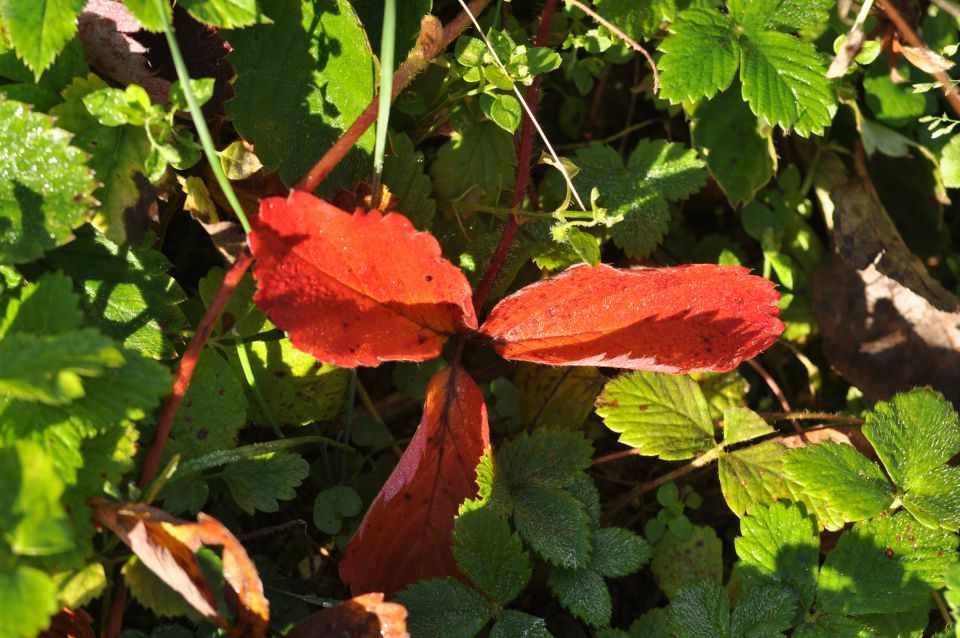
[452,507,532,605]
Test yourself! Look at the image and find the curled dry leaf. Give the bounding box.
[249,191,477,367]
[339,366,490,597]
[892,39,956,74]
[285,593,409,638]
[90,500,268,637]
[479,264,783,373]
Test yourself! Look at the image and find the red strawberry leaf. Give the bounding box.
[339,365,490,597]
[248,191,477,367]
[479,264,783,373]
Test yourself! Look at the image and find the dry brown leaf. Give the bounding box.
[37,608,96,638]
[91,500,269,637]
[284,593,409,638]
[893,39,956,74]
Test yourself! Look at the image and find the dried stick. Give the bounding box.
[878,0,960,118]
[472,0,558,311]
[296,0,494,193]
[563,0,660,92]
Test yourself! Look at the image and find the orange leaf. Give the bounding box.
[479,264,783,373]
[285,593,408,638]
[339,366,490,597]
[248,191,477,367]
[91,501,269,637]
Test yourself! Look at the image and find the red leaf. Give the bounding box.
[91,500,269,637]
[479,264,784,373]
[339,366,490,597]
[285,593,409,638]
[249,191,477,367]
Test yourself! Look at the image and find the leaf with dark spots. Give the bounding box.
[248,190,477,367]
[339,366,490,597]
[479,264,783,373]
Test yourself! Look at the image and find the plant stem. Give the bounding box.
[878,0,960,118]
[139,248,254,486]
[155,0,251,233]
[759,411,865,425]
[371,0,397,208]
[296,0,494,193]
[234,339,283,438]
[472,0,558,312]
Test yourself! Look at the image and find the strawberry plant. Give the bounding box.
[2,0,960,637]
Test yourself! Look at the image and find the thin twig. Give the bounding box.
[760,411,865,425]
[139,248,255,486]
[472,0,558,311]
[556,119,657,150]
[563,0,660,92]
[878,0,960,118]
[297,0,494,193]
[745,358,806,442]
[931,0,960,20]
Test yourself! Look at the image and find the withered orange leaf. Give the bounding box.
[91,500,268,637]
[285,593,408,638]
[479,264,784,373]
[339,366,490,597]
[248,191,477,367]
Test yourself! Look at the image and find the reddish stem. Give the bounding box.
[138,248,255,486]
[296,0,495,193]
[103,578,127,638]
[472,0,558,312]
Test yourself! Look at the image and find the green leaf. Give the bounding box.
[596,371,715,460]
[0,441,72,556]
[727,0,832,31]
[668,579,729,638]
[50,562,107,609]
[783,441,895,523]
[594,0,675,40]
[233,337,349,427]
[121,0,171,31]
[591,527,651,578]
[0,0,86,77]
[738,30,833,137]
[430,118,516,211]
[178,0,270,28]
[718,441,848,531]
[855,606,929,638]
[734,502,819,608]
[0,563,59,638]
[548,564,611,627]
[44,226,187,359]
[941,134,960,189]
[570,141,707,257]
[397,578,493,638]
[0,98,96,263]
[382,132,436,229]
[515,364,604,431]
[166,349,247,460]
[513,485,592,569]
[651,524,723,598]
[226,0,375,188]
[902,465,960,531]
[863,389,960,490]
[221,451,309,514]
[693,370,749,422]
[490,611,552,638]
[729,584,796,638]
[497,427,594,491]
[122,555,201,619]
[525,47,562,76]
[312,485,362,534]
[658,9,740,103]
[626,608,670,638]
[0,272,82,337]
[722,406,774,445]
[480,93,522,133]
[453,507,531,604]
[49,76,152,243]
[818,511,959,615]
[690,87,775,205]
[863,67,929,129]
[0,330,123,405]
